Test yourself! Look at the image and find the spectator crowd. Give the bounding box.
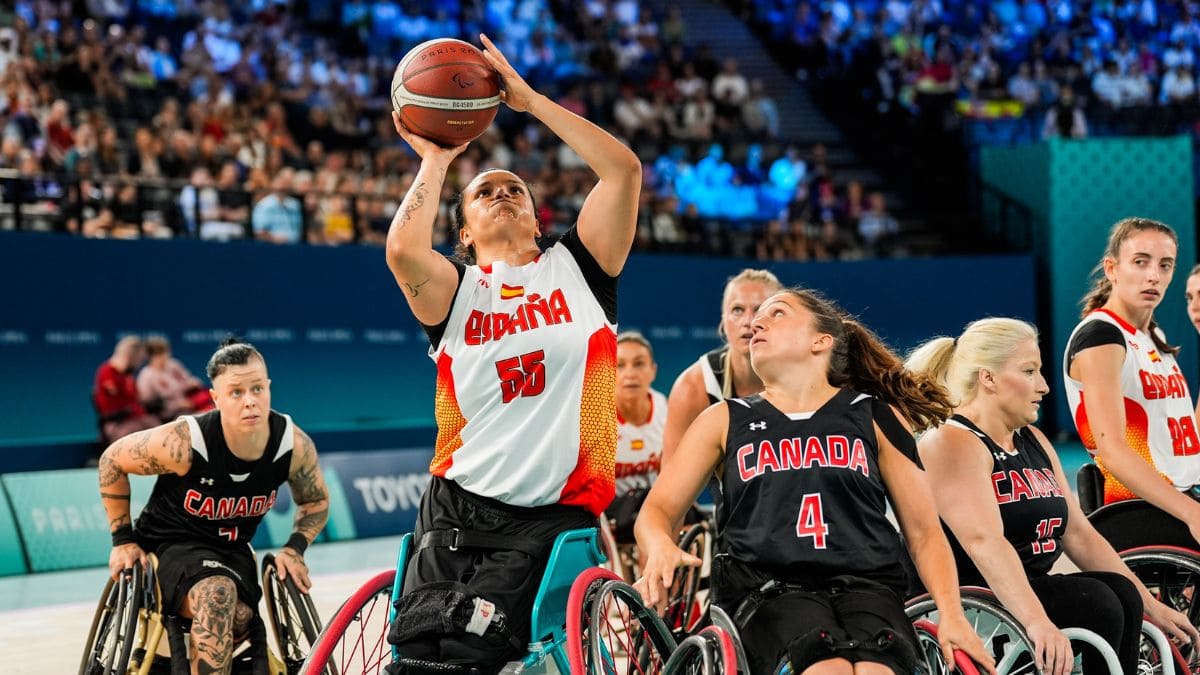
[0,0,907,260]
[744,0,1200,140]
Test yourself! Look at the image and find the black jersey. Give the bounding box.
[135,410,294,548]
[943,415,1068,585]
[719,389,907,593]
[699,347,732,404]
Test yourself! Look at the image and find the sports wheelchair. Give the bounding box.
[300,527,752,675]
[79,552,324,675]
[906,585,1188,674]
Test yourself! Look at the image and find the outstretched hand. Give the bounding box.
[478,34,539,113]
[391,112,470,161]
[632,540,702,612]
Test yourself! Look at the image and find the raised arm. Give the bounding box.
[1072,345,1200,536]
[919,425,1070,675]
[880,412,997,674]
[273,425,329,593]
[98,420,192,579]
[634,402,726,609]
[479,34,641,276]
[661,364,710,471]
[385,117,470,326]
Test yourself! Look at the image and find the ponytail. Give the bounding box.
[839,320,954,432]
[776,287,954,432]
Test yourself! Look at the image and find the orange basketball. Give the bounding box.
[391,38,501,147]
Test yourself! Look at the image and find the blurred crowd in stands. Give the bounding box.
[741,0,1200,141]
[92,334,213,445]
[0,0,907,260]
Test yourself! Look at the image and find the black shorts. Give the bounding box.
[398,477,595,662]
[714,558,917,675]
[148,540,260,615]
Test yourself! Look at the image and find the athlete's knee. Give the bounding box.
[800,658,854,675]
[186,575,238,621]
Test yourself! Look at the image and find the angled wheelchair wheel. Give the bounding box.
[912,619,982,675]
[598,514,627,582]
[79,566,146,675]
[567,568,678,674]
[1123,547,1200,628]
[906,588,1039,674]
[300,569,396,675]
[664,522,709,637]
[263,553,328,674]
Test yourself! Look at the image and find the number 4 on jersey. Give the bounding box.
[796,493,829,549]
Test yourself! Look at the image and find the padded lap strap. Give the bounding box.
[417,529,548,559]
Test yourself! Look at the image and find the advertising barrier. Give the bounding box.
[0,447,434,575]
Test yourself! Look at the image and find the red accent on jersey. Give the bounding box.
[1095,308,1137,334]
[183,489,277,520]
[736,436,870,480]
[431,351,466,477]
[557,327,617,516]
[463,289,574,345]
[1139,367,1190,400]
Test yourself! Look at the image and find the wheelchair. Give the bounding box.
[301,527,747,675]
[79,551,323,675]
[907,585,1188,674]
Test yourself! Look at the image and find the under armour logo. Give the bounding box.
[200,477,214,486]
[749,421,767,431]
[993,453,1009,462]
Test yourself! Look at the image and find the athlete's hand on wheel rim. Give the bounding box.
[1024,618,1072,675]
[274,547,312,593]
[937,611,997,674]
[109,543,149,581]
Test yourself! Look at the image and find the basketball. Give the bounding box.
[391,38,501,147]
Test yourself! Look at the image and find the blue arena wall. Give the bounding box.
[0,232,1036,456]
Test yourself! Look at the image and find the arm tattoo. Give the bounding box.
[289,431,327,504]
[109,514,130,530]
[100,492,130,501]
[403,277,431,298]
[98,455,122,488]
[165,419,190,466]
[295,506,328,537]
[399,181,427,225]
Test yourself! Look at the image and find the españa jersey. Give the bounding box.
[1064,308,1200,502]
[942,415,1068,585]
[720,390,906,593]
[427,227,618,516]
[135,410,294,546]
[615,388,668,495]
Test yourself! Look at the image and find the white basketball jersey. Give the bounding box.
[615,389,668,495]
[429,236,617,516]
[1063,309,1200,501]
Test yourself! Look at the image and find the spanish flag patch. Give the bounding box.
[631,439,644,450]
[500,284,525,300]
[1149,350,1162,363]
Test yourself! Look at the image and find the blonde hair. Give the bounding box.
[721,268,782,309]
[905,318,1038,405]
[718,269,784,398]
